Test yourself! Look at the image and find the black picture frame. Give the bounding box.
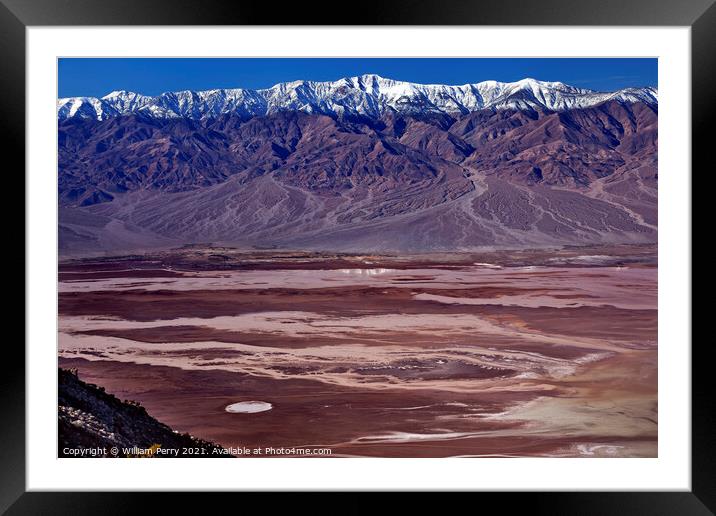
[3,0,711,512]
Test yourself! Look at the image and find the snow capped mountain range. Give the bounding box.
[57,74,658,122]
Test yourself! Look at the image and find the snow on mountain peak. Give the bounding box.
[58,75,658,121]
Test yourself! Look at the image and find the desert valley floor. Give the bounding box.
[58,244,657,457]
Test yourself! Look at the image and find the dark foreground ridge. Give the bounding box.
[58,368,229,457]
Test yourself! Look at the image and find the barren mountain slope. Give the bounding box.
[58,99,657,254]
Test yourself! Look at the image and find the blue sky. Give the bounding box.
[58,58,657,98]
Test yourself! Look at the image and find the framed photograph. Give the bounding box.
[6,0,711,511]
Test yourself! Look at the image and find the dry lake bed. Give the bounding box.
[58,244,657,457]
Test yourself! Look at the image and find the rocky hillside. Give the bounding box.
[58,368,228,458]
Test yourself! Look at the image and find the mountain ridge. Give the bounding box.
[58,97,658,254]
[57,74,658,122]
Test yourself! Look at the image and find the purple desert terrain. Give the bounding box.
[58,75,658,457]
[58,75,657,254]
